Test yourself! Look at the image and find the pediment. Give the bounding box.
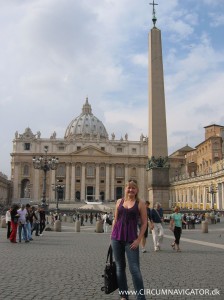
[71,145,111,156]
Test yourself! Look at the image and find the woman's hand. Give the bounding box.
[169,226,174,232]
[130,238,140,250]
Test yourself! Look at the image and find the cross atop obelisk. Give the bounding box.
[149,0,158,27]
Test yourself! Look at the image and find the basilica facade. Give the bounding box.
[10,98,148,207]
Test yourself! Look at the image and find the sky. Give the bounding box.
[1,0,224,178]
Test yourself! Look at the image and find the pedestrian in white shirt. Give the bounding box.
[17,204,29,243]
[5,207,12,239]
[102,212,109,233]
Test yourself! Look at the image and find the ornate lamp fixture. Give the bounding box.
[206,183,218,210]
[33,146,59,208]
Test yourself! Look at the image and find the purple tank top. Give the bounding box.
[111,198,139,242]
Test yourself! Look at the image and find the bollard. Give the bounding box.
[62,215,67,222]
[1,217,6,228]
[201,220,208,233]
[67,216,72,223]
[75,220,81,232]
[95,220,103,233]
[54,220,62,232]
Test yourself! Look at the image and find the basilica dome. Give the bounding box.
[64,98,108,140]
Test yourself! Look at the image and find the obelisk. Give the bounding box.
[147,1,170,209]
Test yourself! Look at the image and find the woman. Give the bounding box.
[111,179,147,300]
[9,204,20,243]
[169,206,186,252]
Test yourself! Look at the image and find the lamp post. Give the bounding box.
[33,146,59,208]
[56,184,64,213]
[206,183,217,210]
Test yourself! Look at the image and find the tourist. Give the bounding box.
[111,179,147,300]
[169,206,187,252]
[9,204,20,243]
[150,202,164,251]
[17,204,29,243]
[140,200,151,253]
[102,212,108,233]
[39,207,46,235]
[5,206,12,239]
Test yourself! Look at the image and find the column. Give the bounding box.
[196,186,200,209]
[187,188,191,209]
[33,169,40,202]
[95,164,100,201]
[124,164,129,183]
[203,186,207,210]
[105,164,110,201]
[70,164,76,201]
[138,165,145,200]
[13,163,19,200]
[111,164,115,201]
[221,183,224,210]
[65,163,70,201]
[81,163,86,201]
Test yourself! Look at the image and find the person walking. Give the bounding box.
[102,212,109,233]
[17,204,29,243]
[39,207,46,235]
[5,206,12,239]
[111,179,147,300]
[140,200,151,253]
[169,206,187,252]
[9,204,20,243]
[32,206,40,236]
[150,202,164,252]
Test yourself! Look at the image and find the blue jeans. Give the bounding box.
[18,224,28,242]
[23,223,32,240]
[111,239,146,300]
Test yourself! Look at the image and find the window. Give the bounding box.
[101,147,105,151]
[23,165,29,176]
[132,148,137,154]
[87,165,95,177]
[76,166,81,177]
[77,146,81,151]
[117,148,123,153]
[100,166,105,177]
[56,165,65,177]
[116,165,124,177]
[24,143,30,150]
[58,146,65,151]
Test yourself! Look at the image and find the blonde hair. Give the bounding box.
[174,206,180,212]
[124,179,140,202]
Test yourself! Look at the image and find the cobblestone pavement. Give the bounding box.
[0,219,224,300]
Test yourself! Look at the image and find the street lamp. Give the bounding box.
[206,183,217,210]
[55,184,64,213]
[33,146,59,208]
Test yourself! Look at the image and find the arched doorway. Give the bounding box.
[86,186,95,201]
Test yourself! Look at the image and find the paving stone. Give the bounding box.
[0,218,224,299]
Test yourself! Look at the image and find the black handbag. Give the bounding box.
[101,245,118,294]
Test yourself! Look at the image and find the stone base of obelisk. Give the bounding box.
[147,168,170,210]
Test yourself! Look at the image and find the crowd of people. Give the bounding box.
[5,203,46,243]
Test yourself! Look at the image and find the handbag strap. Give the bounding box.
[155,209,162,220]
[106,245,113,265]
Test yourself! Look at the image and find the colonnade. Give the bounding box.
[170,180,224,210]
